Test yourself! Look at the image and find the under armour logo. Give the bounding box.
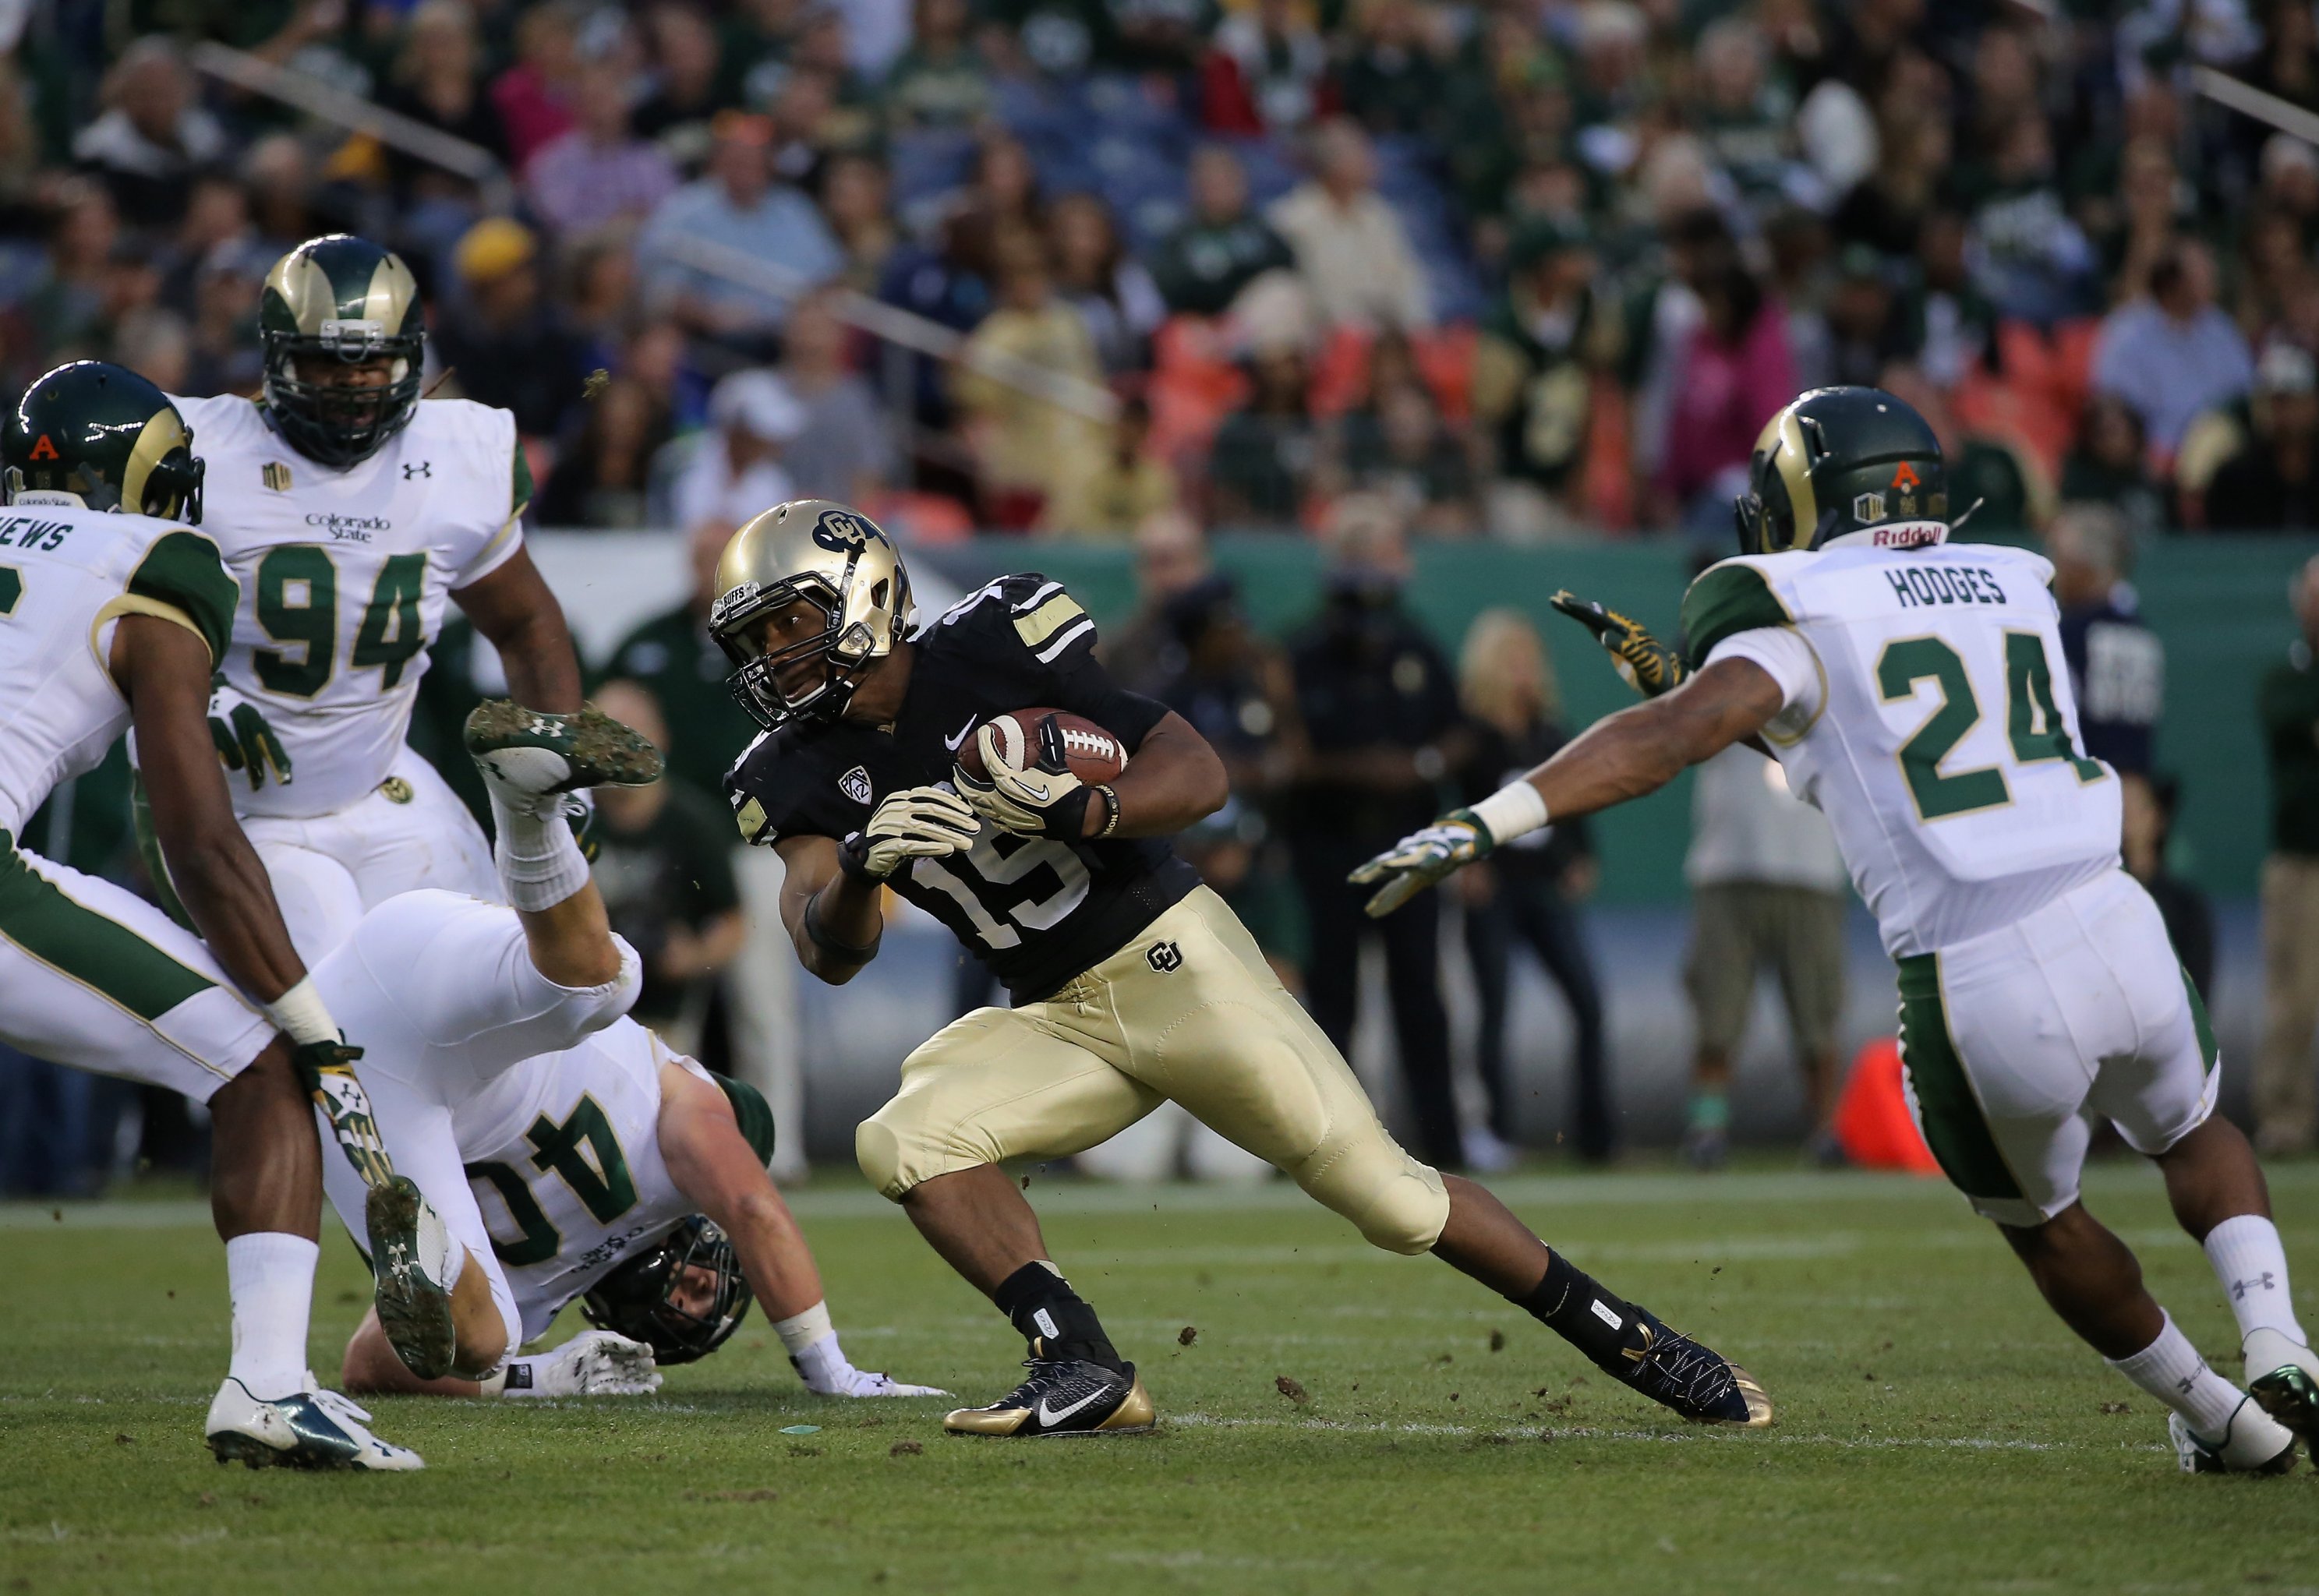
[1147,941,1183,973]
[403,461,432,479]
[2232,1273,2278,1300]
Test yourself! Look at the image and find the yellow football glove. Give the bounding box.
[1548,590,1688,699]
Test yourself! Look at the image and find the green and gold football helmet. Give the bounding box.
[709,500,915,729]
[259,234,426,469]
[2,360,203,522]
[1734,385,1948,555]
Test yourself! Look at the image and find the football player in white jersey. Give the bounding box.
[306,699,943,1404]
[0,362,431,1470]
[157,233,585,959]
[1358,385,2319,1476]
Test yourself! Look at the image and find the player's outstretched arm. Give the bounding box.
[1352,658,1784,916]
[452,548,583,714]
[121,616,307,1003]
[658,1063,946,1398]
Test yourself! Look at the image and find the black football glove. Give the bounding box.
[1548,590,1688,699]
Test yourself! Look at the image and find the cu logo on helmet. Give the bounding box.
[811,510,879,553]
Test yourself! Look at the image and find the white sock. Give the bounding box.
[488,788,590,911]
[2204,1215,2306,1344]
[224,1232,318,1400]
[2105,1312,2245,1437]
[774,1301,850,1386]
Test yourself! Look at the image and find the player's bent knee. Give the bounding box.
[1291,1129,1450,1255]
[1348,1173,1452,1255]
[856,1118,909,1201]
[859,1086,1019,1201]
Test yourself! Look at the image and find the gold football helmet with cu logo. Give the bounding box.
[709,500,915,728]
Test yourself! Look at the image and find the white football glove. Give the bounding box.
[1347,809,1494,918]
[954,720,1087,839]
[839,785,981,881]
[497,1329,662,1397]
[800,1365,953,1399]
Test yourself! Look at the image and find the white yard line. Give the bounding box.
[1161,1411,2087,1451]
[6,1160,2310,1231]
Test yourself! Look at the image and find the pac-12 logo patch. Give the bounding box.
[1147,941,1183,973]
[839,765,873,804]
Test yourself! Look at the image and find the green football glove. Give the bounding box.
[1348,807,1494,918]
[1548,590,1688,699]
[208,676,292,791]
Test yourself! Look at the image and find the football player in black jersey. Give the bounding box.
[717,500,1773,1437]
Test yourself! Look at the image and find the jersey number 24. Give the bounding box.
[1878,630,2105,821]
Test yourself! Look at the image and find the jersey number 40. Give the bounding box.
[465,1096,639,1267]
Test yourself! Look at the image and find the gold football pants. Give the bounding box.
[857,886,1450,1253]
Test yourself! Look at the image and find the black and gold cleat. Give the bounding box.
[1617,1309,1773,1428]
[463,698,663,814]
[942,1358,1155,1438]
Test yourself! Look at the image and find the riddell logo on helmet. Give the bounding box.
[1871,524,1944,548]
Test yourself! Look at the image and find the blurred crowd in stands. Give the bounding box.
[10,0,2319,540]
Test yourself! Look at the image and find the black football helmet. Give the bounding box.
[259,235,426,469]
[581,1216,754,1365]
[1734,386,1948,556]
[2,361,203,522]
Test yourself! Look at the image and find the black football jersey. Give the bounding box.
[724,574,1201,1004]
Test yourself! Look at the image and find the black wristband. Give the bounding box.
[1041,784,1097,840]
[1094,783,1121,837]
[836,831,883,883]
[804,891,880,962]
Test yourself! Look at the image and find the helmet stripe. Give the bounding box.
[120,408,189,518]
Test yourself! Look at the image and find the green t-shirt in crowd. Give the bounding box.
[2261,641,2319,857]
[600,604,764,800]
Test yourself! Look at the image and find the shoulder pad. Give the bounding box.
[1680,558,1794,668]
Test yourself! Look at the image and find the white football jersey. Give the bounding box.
[172,395,528,818]
[1684,538,2121,958]
[313,890,698,1345]
[0,503,237,838]
[454,1016,704,1344]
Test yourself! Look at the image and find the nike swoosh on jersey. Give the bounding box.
[1036,1389,1108,1427]
[943,718,977,752]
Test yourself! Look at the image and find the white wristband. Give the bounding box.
[1471,781,1550,848]
[261,976,340,1047]
[771,1300,836,1358]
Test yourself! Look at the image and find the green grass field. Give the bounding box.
[4,1159,2316,1594]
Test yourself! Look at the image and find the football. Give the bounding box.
[956,707,1129,786]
